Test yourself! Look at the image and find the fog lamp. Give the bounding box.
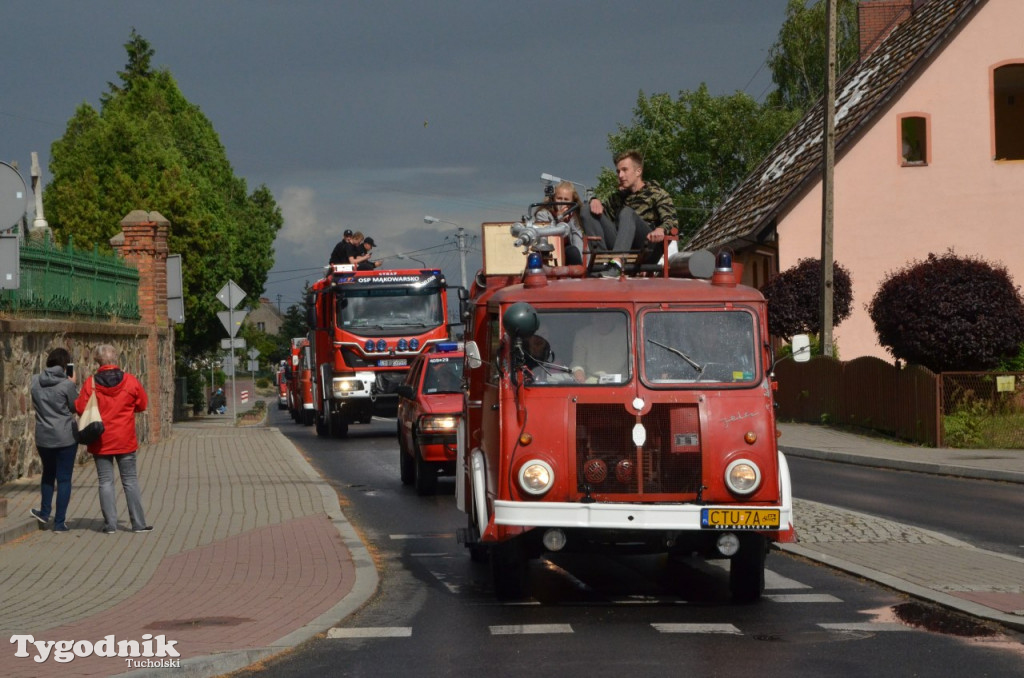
[716,532,740,557]
[542,528,567,552]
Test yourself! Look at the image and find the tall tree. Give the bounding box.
[766,0,860,114]
[45,29,282,359]
[598,86,799,240]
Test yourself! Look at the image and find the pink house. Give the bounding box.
[688,0,1024,361]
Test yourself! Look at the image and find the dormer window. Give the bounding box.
[993,63,1024,161]
[899,115,928,165]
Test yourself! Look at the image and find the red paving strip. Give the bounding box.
[951,591,1024,615]
[1,514,354,678]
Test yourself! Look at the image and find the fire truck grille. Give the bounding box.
[575,404,702,497]
[375,371,406,394]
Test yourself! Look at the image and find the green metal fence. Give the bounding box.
[0,237,140,320]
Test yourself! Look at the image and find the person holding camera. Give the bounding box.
[29,347,79,532]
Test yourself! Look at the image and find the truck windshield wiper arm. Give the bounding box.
[647,339,704,374]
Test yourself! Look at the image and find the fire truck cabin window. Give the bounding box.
[642,310,757,385]
[340,289,444,331]
[525,310,630,385]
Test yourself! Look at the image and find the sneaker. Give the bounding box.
[102,526,117,534]
[600,260,623,278]
[132,525,154,533]
[30,508,50,524]
[53,523,69,533]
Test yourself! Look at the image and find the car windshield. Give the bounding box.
[519,309,630,386]
[422,356,464,393]
[642,309,758,385]
[340,290,444,330]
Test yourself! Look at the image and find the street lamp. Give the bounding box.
[396,252,426,268]
[424,215,468,289]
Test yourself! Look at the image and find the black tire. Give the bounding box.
[399,424,414,486]
[414,448,438,496]
[491,536,529,600]
[467,516,488,563]
[315,412,329,437]
[329,412,349,438]
[729,534,767,603]
[303,410,315,426]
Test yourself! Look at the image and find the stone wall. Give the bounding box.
[0,319,173,483]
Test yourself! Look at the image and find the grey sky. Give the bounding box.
[2,0,791,309]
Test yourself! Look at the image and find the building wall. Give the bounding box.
[778,0,1024,360]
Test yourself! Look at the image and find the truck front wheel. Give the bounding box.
[729,533,767,603]
[491,537,529,600]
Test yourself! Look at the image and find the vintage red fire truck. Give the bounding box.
[287,337,315,426]
[457,208,796,601]
[306,264,452,437]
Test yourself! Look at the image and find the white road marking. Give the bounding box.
[819,622,918,632]
[490,624,574,635]
[328,627,413,638]
[389,533,456,540]
[764,593,842,603]
[765,570,811,590]
[652,623,742,634]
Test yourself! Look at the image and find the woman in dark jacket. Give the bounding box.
[30,347,79,532]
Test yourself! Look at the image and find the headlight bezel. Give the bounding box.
[517,459,555,496]
[724,458,762,495]
[418,414,459,434]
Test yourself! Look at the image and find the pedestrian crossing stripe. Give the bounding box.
[489,624,574,635]
[818,622,919,632]
[328,627,412,638]
[651,623,741,634]
[764,594,843,603]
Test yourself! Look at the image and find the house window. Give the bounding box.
[899,115,927,165]
[993,63,1024,160]
[257,321,266,332]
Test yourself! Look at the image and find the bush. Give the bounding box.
[869,251,1024,372]
[255,377,270,389]
[761,258,853,340]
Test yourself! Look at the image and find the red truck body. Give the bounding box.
[457,217,795,601]
[307,264,451,437]
[287,337,315,426]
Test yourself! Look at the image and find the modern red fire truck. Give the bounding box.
[456,207,797,601]
[307,264,452,437]
[287,337,315,426]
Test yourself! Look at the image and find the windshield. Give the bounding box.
[339,289,444,331]
[641,309,758,385]
[422,355,464,394]
[519,309,630,386]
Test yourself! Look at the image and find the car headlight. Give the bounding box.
[419,414,459,433]
[518,459,554,496]
[724,459,761,495]
[332,378,363,397]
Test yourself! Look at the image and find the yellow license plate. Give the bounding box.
[701,508,780,529]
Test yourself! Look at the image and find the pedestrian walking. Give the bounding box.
[29,347,79,532]
[75,344,153,534]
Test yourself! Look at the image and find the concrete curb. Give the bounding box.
[780,445,1024,484]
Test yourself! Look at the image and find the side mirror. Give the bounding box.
[791,334,811,363]
[395,384,415,399]
[465,341,482,369]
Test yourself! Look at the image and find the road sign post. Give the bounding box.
[216,280,248,420]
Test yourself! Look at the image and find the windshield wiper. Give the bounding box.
[647,339,704,374]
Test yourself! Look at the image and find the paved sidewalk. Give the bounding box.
[0,415,377,678]
[778,423,1024,633]
[0,419,1021,677]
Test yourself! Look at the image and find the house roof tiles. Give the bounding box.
[687,0,986,252]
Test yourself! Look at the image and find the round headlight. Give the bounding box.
[518,460,554,496]
[725,459,761,495]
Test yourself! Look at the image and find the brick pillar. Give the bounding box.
[111,210,170,442]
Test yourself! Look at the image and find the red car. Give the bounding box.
[396,343,464,495]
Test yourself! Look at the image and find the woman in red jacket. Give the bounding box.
[75,344,152,534]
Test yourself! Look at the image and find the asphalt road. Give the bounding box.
[235,410,1024,677]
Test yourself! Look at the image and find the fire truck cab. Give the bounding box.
[287,337,315,426]
[457,212,796,602]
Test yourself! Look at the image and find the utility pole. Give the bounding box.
[819,0,837,357]
[455,227,468,290]
[276,294,282,314]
